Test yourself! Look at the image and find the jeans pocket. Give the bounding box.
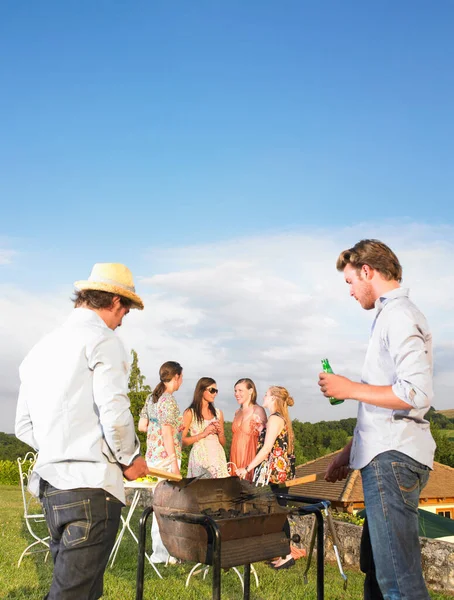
[53,499,92,548]
[392,461,429,510]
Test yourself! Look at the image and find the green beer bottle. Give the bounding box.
[321,358,344,405]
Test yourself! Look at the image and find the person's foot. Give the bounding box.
[272,556,295,570]
[167,556,179,565]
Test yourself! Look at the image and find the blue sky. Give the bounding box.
[1,2,454,432]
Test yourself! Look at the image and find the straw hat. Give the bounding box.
[74,263,144,310]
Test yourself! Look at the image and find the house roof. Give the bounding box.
[291,450,454,504]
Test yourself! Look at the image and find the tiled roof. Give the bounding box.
[291,450,454,503]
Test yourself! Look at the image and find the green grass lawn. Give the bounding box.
[1,485,452,600]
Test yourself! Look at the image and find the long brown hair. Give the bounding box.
[234,378,257,404]
[269,386,294,454]
[152,361,183,403]
[187,377,217,424]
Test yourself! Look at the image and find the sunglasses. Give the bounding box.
[206,387,219,395]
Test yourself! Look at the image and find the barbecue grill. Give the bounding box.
[135,476,329,600]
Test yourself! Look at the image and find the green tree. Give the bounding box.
[431,424,454,467]
[128,349,151,393]
[127,349,152,455]
[0,432,33,461]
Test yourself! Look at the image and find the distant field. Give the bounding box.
[439,430,454,442]
[437,409,454,419]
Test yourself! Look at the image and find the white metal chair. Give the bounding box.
[17,452,50,567]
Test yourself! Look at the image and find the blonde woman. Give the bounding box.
[237,386,295,569]
[229,378,266,481]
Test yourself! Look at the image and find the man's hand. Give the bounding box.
[318,372,354,401]
[325,447,351,483]
[122,456,149,481]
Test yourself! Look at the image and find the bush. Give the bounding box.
[0,460,20,485]
[332,510,365,526]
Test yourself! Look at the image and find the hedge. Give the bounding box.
[0,460,20,485]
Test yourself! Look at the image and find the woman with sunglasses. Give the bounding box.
[182,377,229,478]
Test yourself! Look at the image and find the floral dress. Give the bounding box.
[140,393,183,466]
[254,412,295,484]
[187,408,229,479]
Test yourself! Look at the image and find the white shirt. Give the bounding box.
[350,288,436,470]
[15,307,140,502]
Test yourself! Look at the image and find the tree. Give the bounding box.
[431,424,454,468]
[128,349,151,393]
[0,432,32,461]
[127,349,152,455]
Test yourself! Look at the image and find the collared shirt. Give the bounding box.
[15,307,140,503]
[350,287,436,471]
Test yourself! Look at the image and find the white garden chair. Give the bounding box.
[17,452,50,567]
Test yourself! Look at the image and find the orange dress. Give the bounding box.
[229,406,267,482]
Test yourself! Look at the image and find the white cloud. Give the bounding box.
[0,249,16,265]
[2,223,454,434]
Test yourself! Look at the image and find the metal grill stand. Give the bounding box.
[135,493,330,600]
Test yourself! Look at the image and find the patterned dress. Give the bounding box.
[140,392,183,465]
[187,408,229,479]
[254,412,295,484]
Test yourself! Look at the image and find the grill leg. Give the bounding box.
[243,564,251,600]
[135,506,154,600]
[315,509,325,600]
[211,523,221,600]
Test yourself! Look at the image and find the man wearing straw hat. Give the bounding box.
[15,263,149,600]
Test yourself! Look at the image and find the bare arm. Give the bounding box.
[181,409,216,447]
[161,424,180,475]
[138,417,148,433]
[325,439,352,483]
[237,414,283,478]
[319,311,432,412]
[318,373,412,410]
[214,410,226,447]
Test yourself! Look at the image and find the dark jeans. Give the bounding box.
[360,451,430,600]
[39,480,123,600]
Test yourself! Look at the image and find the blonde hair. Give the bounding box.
[234,378,257,404]
[269,386,294,454]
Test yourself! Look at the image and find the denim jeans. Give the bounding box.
[360,451,430,600]
[39,480,123,600]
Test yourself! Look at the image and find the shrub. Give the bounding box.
[0,460,20,485]
[332,510,365,526]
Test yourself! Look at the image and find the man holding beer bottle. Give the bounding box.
[318,239,435,600]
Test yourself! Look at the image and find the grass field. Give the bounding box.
[1,485,453,600]
[437,410,454,419]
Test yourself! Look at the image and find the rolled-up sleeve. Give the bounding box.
[90,335,140,466]
[386,311,433,410]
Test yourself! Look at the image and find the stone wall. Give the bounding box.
[289,515,454,594]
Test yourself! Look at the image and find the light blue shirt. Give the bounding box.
[15,307,140,502]
[350,288,436,470]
